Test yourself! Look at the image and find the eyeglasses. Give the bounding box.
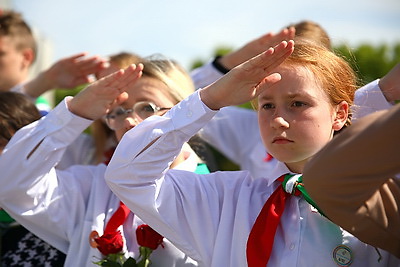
[105,101,171,130]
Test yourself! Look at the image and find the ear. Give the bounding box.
[332,101,349,131]
[21,48,35,69]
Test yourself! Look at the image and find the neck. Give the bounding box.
[285,160,306,174]
[170,151,186,169]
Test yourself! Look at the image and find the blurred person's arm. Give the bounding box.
[353,63,400,120]
[379,63,400,104]
[303,104,400,257]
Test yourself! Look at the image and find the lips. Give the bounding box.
[272,137,293,144]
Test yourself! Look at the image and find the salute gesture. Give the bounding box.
[200,40,294,110]
[68,63,143,120]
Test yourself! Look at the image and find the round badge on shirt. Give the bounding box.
[332,244,353,266]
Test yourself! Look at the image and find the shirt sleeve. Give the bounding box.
[105,91,221,261]
[353,79,393,121]
[0,98,95,252]
[190,61,224,89]
[199,106,259,165]
[302,104,400,257]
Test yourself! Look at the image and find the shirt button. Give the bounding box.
[289,244,295,250]
[186,110,193,117]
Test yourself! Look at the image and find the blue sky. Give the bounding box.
[12,0,400,70]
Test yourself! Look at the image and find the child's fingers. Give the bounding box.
[246,40,293,82]
[99,68,125,87]
[116,92,129,105]
[254,73,282,96]
[66,52,88,61]
[104,92,130,114]
[75,57,105,73]
[114,64,143,91]
[240,40,292,82]
[261,40,294,72]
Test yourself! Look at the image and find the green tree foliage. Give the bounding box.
[335,43,400,85]
[191,42,400,87]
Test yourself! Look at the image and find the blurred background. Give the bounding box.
[3,0,400,75]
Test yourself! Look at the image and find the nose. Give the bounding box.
[123,116,141,131]
[270,112,289,129]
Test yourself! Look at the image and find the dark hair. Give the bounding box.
[0,91,41,141]
[0,10,37,62]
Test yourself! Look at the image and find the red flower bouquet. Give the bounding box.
[93,225,164,267]
[135,224,164,267]
[136,224,164,250]
[95,231,124,255]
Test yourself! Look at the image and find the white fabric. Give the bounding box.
[198,105,278,181]
[190,61,224,89]
[352,79,393,121]
[56,132,96,169]
[0,98,198,267]
[284,174,302,194]
[106,91,399,267]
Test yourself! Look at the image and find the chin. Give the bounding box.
[116,132,125,142]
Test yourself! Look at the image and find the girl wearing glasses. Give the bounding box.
[0,58,206,266]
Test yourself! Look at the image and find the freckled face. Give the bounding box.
[257,66,337,173]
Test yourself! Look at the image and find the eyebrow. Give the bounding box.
[259,92,304,101]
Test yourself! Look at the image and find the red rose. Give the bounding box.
[136,224,164,250]
[95,231,124,256]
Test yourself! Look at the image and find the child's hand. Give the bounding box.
[219,27,295,70]
[23,53,109,98]
[200,40,294,110]
[45,53,108,89]
[68,64,143,120]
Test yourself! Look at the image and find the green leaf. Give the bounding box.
[101,260,122,267]
[122,257,138,267]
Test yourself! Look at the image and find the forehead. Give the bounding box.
[279,65,317,84]
[259,65,326,99]
[0,36,17,50]
[124,77,174,105]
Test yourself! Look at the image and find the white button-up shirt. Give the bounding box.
[0,99,199,267]
[106,91,399,267]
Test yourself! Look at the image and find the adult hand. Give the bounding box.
[200,40,294,110]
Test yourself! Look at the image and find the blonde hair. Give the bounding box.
[108,52,143,68]
[141,55,195,104]
[286,20,331,50]
[253,39,357,130]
